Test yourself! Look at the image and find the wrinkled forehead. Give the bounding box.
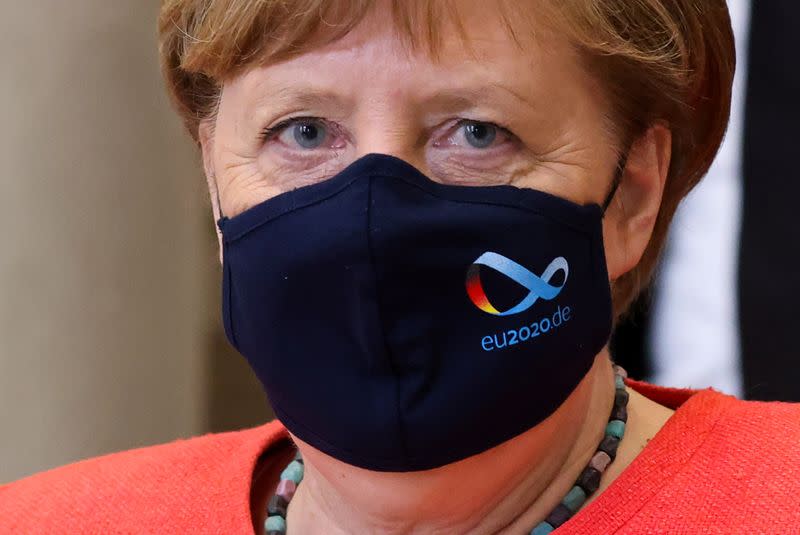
[316,0,557,63]
[185,0,566,82]
[217,0,591,123]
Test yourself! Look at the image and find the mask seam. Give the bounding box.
[365,175,412,464]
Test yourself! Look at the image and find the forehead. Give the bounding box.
[224,1,590,113]
[210,0,561,70]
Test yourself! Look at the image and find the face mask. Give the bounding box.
[217,153,613,472]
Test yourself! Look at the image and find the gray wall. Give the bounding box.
[0,1,226,483]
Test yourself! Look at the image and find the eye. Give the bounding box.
[282,119,327,149]
[463,121,497,148]
[427,118,520,181]
[433,119,511,151]
[261,117,343,151]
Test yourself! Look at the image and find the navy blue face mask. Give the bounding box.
[217,153,613,472]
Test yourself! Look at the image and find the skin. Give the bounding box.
[199,1,675,533]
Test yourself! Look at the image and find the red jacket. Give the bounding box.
[2,382,800,534]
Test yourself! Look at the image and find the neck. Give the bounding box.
[285,352,654,535]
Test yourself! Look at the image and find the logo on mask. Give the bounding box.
[466,252,569,316]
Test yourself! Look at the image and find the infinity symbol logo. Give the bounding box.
[466,252,569,316]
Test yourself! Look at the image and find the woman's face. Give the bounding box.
[201,1,669,281]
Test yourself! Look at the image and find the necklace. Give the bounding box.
[263,365,629,534]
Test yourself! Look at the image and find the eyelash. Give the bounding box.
[259,116,321,142]
[457,118,514,136]
[449,119,516,145]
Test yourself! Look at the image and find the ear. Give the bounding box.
[602,124,672,281]
[198,119,224,263]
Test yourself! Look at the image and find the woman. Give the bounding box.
[2,1,799,533]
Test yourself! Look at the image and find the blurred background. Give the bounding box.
[0,1,269,483]
[1,0,797,483]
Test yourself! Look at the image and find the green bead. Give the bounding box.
[615,375,625,390]
[531,521,555,534]
[280,460,304,484]
[606,419,626,439]
[562,485,588,513]
[265,515,287,533]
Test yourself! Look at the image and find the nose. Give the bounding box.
[349,100,431,175]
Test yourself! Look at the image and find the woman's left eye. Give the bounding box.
[462,122,497,148]
[437,120,510,150]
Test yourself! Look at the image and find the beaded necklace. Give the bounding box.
[264,365,629,535]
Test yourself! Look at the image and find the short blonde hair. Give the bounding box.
[158,0,734,317]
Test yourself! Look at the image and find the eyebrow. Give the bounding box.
[415,83,534,113]
[249,79,534,123]
[406,79,543,129]
[253,85,356,116]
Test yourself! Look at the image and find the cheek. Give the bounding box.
[218,152,352,218]
[255,148,354,191]
[217,158,280,217]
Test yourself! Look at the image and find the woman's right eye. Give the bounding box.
[263,118,344,151]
